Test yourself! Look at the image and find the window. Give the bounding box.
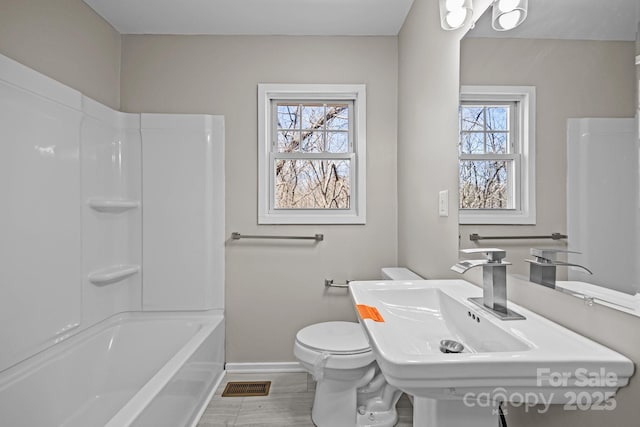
[458,86,536,224]
[258,84,366,224]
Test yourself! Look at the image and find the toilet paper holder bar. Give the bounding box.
[325,279,350,288]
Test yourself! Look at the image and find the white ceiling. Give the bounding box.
[83,0,638,40]
[82,0,415,36]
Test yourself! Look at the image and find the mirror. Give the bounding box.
[459,0,639,310]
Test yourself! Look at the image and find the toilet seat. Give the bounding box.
[294,321,376,370]
[296,321,371,355]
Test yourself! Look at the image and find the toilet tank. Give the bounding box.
[381,267,423,280]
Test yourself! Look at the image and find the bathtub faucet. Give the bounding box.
[451,248,525,321]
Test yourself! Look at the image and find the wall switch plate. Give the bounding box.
[439,190,449,217]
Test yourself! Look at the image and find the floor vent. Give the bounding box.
[222,381,271,397]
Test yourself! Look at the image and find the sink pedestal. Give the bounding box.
[413,397,497,427]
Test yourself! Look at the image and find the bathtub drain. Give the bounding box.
[222,381,271,397]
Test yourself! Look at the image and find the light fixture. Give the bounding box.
[439,0,473,31]
[491,0,528,31]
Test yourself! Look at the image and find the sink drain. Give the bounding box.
[440,339,464,353]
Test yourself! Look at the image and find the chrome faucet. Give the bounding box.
[452,248,525,320]
[525,248,592,289]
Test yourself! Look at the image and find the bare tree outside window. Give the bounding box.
[458,103,514,210]
[274,102,351,209]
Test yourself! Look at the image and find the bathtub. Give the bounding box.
[0,311,225,427]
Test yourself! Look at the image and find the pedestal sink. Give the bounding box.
[349,279,634,427]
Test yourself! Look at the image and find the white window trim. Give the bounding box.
[459,85,536,225]
[258,83,367,224]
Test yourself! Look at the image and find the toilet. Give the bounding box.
[294,268,422,427]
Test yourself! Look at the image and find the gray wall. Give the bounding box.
[397,0,466,279]
[120,35,398,363]
[0,0,121,109]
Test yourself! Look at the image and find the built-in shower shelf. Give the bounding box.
[88,265,140,286]
[88,199,140,213]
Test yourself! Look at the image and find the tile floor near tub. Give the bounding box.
[197,372,413,427]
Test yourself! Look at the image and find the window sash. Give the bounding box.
[271,100,354,150]
[270,99,355,212]
[459,85,536,225]
[258,83,366,224]
[458,154,521,210]
[269,153,356,211]
[459,101,517,155]
[459,102,520,211]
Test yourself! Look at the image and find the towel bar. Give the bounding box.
[231,232,324,241]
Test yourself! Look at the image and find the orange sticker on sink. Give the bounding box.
[356,304,384,322]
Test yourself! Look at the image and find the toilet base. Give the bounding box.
[356,407,399,427]
[310,372,402,427]
[311,376,360,427]
[311,399,399,427]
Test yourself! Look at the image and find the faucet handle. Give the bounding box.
[461,247,507,263]
[530,248,580,263]
[452,248,510,274]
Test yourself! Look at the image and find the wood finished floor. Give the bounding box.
[197,372,413,427]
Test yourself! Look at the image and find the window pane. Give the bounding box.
[277,104,300,130]
[459,160,512,209]
[459,132,485,154]
[275,159,351,209]
[301,104,326,130]
[277,131,299,152]
[460,106,485,131]
[326,132,349,153]
[326,104,349,130]
[485,132,508,154]
[300,131,324,153]
[485,107,508,131]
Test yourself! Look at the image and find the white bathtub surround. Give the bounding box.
[0,53,84,371]
[81,95,143,328]
[142,114,225,311]
[0,52,225,427]
[567,118,638,295]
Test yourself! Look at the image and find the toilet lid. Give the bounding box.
[296,321,371,355]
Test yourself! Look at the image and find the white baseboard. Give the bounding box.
[224,362,305,373]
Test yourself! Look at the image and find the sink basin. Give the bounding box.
[360,285,530,355]
[349,279,634,405]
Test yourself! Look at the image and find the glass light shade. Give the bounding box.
[445,0,466,11]
[492,0,527,31]
[495,0,520,13]
[446,9,468,28]
[439,0,473,30]
[497,10,522,30]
